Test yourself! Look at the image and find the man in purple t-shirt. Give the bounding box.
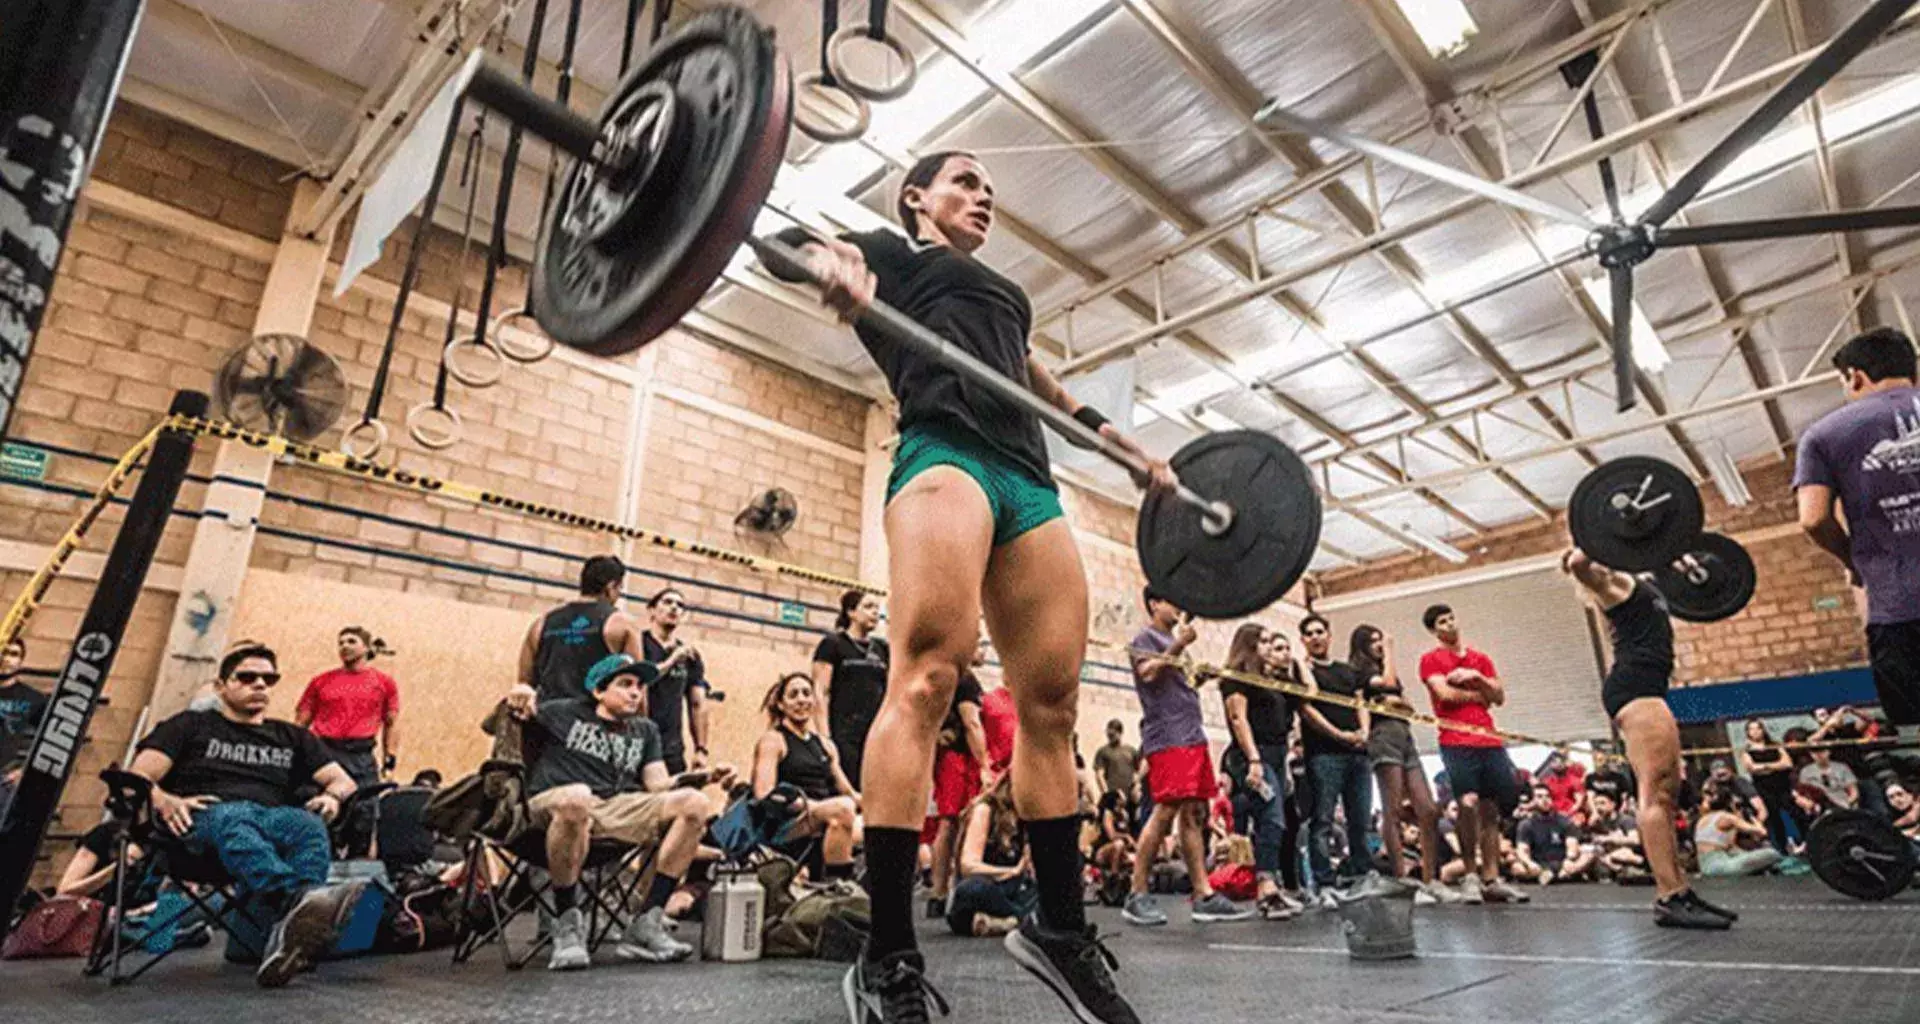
[1121,588,1252,927]
[1794,327,1920,724]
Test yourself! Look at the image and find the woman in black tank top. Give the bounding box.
[752,673,861,879]
[945,774,1037,937]
[1738,719,1797,853]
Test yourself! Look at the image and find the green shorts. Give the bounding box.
[886,426,1064,547]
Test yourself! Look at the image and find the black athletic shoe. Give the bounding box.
[1688,890,1739,922]
[844,950,950,1024]
[1004,918,1142,1024]
[1654,890,1732,931]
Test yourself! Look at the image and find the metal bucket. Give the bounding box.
[1331,874,1418,961]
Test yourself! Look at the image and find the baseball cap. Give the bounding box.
[584,653,660,693]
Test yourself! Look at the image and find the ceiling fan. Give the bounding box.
[1256,0,1920,412]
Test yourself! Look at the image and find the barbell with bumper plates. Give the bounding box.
[1807,808,1917,901]
[1654,531,1756,623]
[1567,455,1705,573]
[1569,457,1758,622]
[456,6,1321,619]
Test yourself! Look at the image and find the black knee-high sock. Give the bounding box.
[863,826,921,961]
[1025,816,1087,933]
[552,883,579,914]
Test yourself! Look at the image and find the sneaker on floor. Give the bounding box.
[256,882,362,988]
[926,897,947,921]
[1313,888,1339,911]
[844,949,949,1024]
[547,907,591,971]
[1654,890,1732,931]
[1120,893,1166,927]
[1005,918,1141,1024]
[1482,879,1531,904]
[615,906,693,963]
[1419,881,1464,905]
[1190,892,1255,923]
[1687,891,1739,922]
[1277,890,1307,914]
[1413,887,1438,907]
[1258,892,1300,921]
[1456,874,1485,905]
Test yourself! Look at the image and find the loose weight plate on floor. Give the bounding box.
[533,8,791,356]
[1136,430,1320,620]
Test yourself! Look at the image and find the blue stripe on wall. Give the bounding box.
[1667,667,1879,724]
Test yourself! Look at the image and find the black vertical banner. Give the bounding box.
[0,0,146,438]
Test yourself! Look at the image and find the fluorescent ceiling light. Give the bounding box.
[1401,522,1470,563]
[1706,444,1752,507]
[1394,0,1478,59]
[1579,276,1670,374]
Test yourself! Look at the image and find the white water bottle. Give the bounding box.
[702,868,765,962]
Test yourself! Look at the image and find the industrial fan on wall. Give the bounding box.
[213,333,348,441]
[734,487,799,537]
[1256,0,1920,412]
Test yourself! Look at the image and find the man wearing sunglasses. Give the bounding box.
[129,643,361,988]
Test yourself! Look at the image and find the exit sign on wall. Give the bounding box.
[1813,595,1843,611]
[0,442,48,482]
[777,601,808,626]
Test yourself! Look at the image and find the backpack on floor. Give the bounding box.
[762,881,869,962]
[2,895,102,960]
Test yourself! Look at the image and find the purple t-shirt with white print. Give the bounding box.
[1129,626,1207,755]
[1792,385,1920,624]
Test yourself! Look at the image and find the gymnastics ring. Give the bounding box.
[405,403,463,451]
[793,70,871,144]
[340,418,390,461]
[826,24,919,103]
[444,333,506,388]
[492,307,555,364]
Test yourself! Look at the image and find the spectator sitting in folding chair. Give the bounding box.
[126,642,362,988]
[504,652,735,971]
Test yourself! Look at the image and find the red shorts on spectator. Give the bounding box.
[932,749,981,819]
[1147,744,1216,803]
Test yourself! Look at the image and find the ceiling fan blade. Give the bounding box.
[1253,100,1599,231]
[1639,0,1919,229]
[1560,51,1625,224]
[1609,264,1638,414]
[1654,205,1920,247]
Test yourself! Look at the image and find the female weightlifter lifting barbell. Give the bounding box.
[768,153,1171,1024]
[1561,546,1739,931]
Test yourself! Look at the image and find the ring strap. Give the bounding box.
[469,0,553,358]
[820,0,840,86]
[433,110,487,411]
[867,0,888,40]
[540,0,588,229]
[651,0,674,46]
[366,92,466,430]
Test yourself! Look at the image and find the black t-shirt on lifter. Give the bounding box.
[526,697,663,799]
[1303,661,1366,759]
[642,631,708,764]
[137,710,337,807]
[1606,581,1675,686]
[813,631,889,750]
[769,227,1050,484]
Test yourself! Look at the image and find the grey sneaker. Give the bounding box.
[1190,892,1255,923]
[1277,890,1307,913]
[615,906,692,963]
[1420,881,1464,905]
[547,907,590,971]
[1120,893,1167,927]
[256,882,362,989]
[1457,874,1485,905]
[1483,879,1532,904]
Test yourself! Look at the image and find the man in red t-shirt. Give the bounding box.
[295,626,401,790]
[1538,751,1588,821]
[1418,604,1528,905]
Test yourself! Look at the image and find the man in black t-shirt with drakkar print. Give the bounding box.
[130,643,360,987]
